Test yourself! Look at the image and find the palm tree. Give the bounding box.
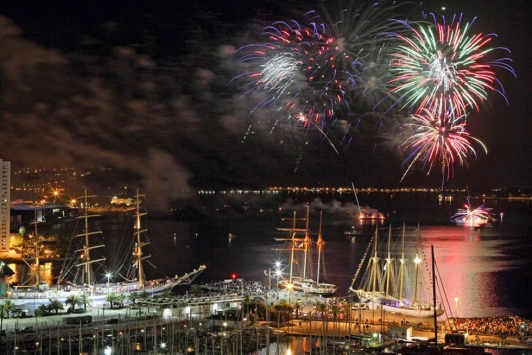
[139,290,150,301]
[189,284,202,296]
[316,301,329,344]
[79,293,93,311]
[242,294,252,315]
[65,295,81,313]
[293,301,302,319]
[162,289,173,298]
[35,304,50,316]
[0,300,15,318]
[316,301,327,319]
[105,292,120,308]
[117,293,126,308]
[49,298,65,314]
[330,303,340,330]
[128,291,139,304]
[341,300,353,334]
[273,299,292,323]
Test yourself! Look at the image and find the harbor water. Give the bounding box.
[8,192,532,320]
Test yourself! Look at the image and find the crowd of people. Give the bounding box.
[201,280,268,294]
[452,315,531,338]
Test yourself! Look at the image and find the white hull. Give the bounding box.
[365,299,443,318]
[5,265,206,310]
[353,290,444,318]
[3,191,206,313]
[6,282,172,308]
[349,225,445,319]
[278,277,337,297]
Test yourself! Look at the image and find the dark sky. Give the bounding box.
[0,0,531,207]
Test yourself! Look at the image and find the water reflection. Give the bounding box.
[6,261,54,286]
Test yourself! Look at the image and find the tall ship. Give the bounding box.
[274,206,337,297]
[3,190,205,310]
[349,225,444,318]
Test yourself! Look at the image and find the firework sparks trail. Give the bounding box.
[398,100,487,184]
[234,0,413,143]
[450,197,495,225]
[387,13,516,116]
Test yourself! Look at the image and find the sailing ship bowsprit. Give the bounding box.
[350,224,444,318]
[3,190,205,310]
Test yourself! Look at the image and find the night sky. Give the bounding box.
[0,0,531,207]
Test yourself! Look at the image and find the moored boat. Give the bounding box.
[349,224,444,318]
[278,276,337,297]
[344,226,363,237]
[3,190,205,310]
[274,206,337,297]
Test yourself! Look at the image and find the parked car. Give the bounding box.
[19,309,33,317]
[21,326,35,333]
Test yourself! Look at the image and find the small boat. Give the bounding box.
[274,206,338,297]
[344,226,363,237]
[349,224,444,318]
[4,190,206,310]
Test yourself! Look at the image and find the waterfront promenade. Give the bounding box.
[1,297,530,353]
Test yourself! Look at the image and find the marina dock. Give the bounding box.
[1,291,530,354]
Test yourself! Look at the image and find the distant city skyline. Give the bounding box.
[8,166,532,206]
[1,0,531,208]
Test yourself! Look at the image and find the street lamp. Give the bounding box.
[106,272,111,292]
[454,297,459,318]
[106,272,111,309]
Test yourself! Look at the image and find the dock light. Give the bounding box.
[231,273,237,281]
[106,272,111,294]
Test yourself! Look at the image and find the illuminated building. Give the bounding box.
[0,159,10,256]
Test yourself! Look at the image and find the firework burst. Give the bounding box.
[398,100,487,183]
[387,13,515,116]
[234,0,413,143]
[451,197,495,225]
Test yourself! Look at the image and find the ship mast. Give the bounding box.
[28,209,44,288]
[413,229,422,305]
[371,226,379,296]
[385,224,393,298]
[398,223,407,303]
[133,191,150,289]
[289,211,296,283]
[275,210,307,283]
[316,211,324,285]
[75,190,105,294]
[302,205,311,280]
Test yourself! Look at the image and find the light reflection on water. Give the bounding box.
[8,197,532,320]
[7,261,55,287]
